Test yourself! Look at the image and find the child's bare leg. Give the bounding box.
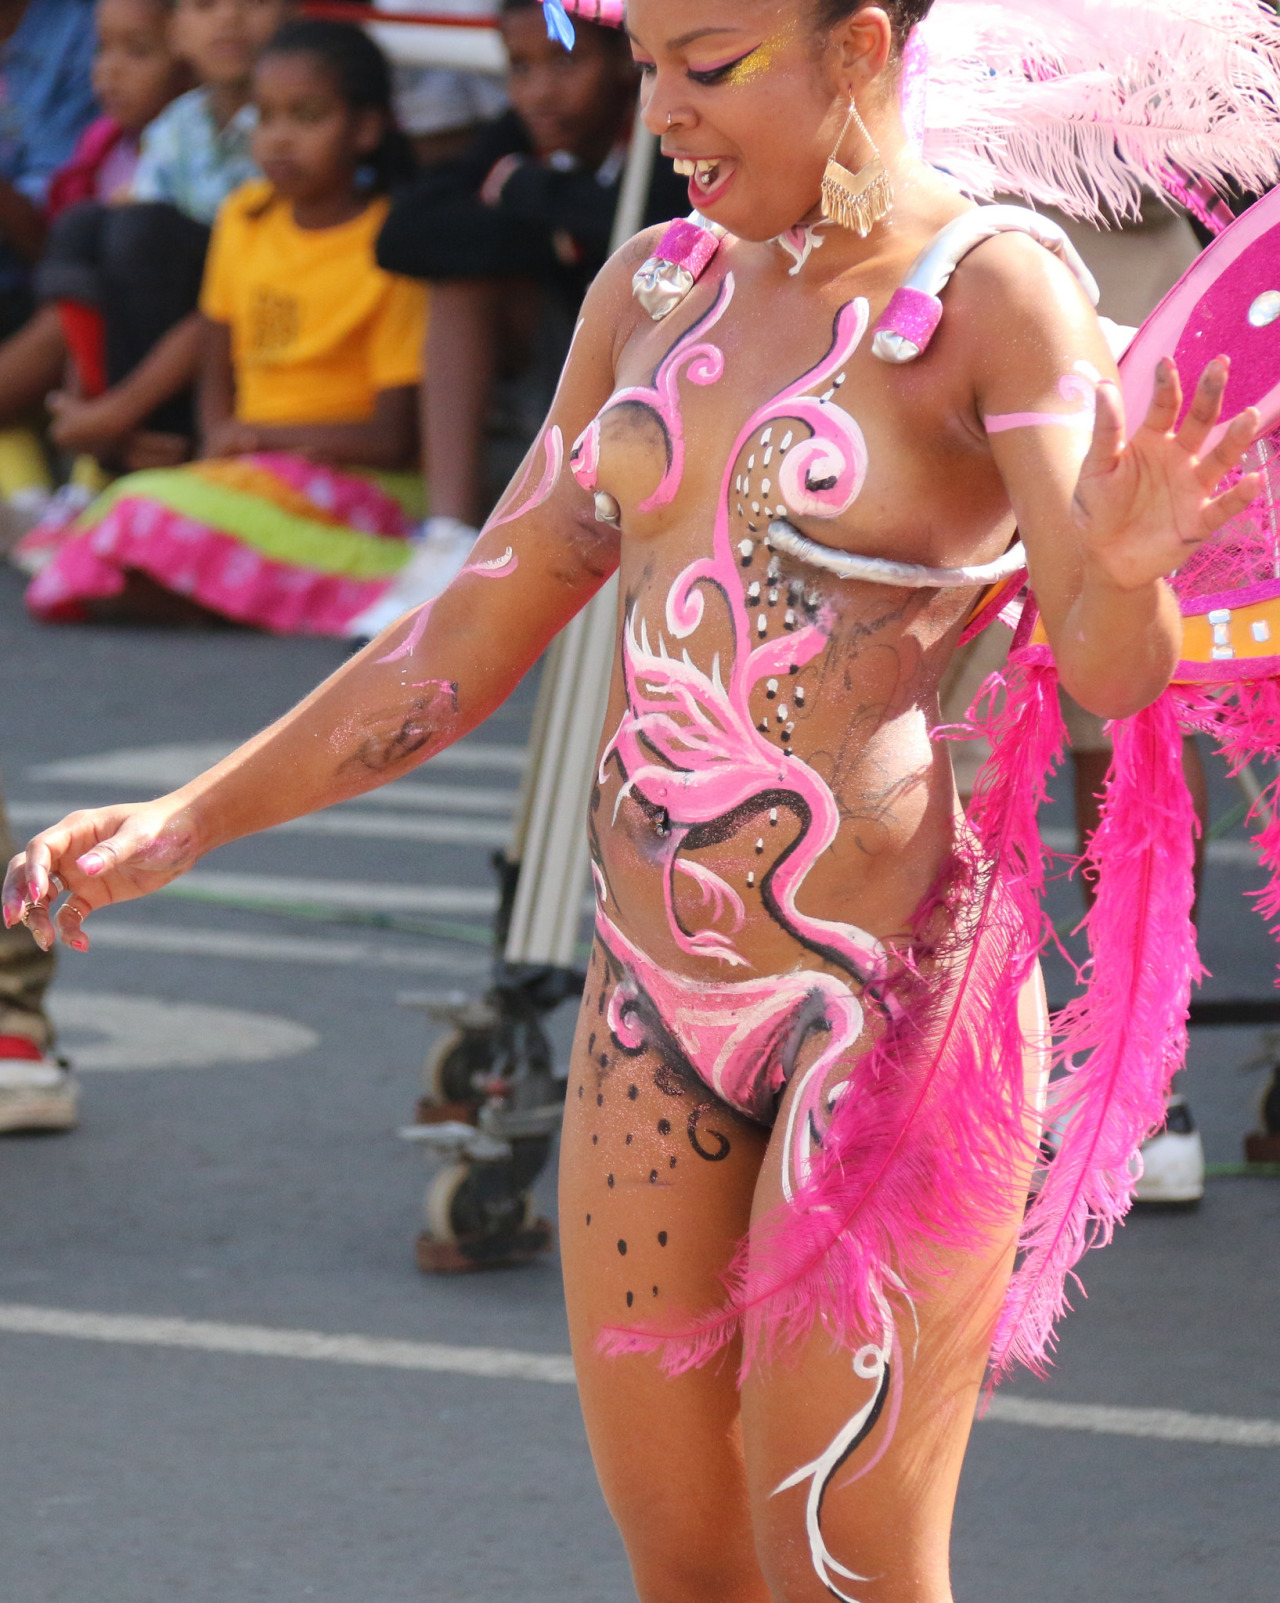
[0,305,65,427]
[559,943,772,1603]
[741,968,1049,1603]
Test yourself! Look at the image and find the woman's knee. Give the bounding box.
[608,1480,768,1603]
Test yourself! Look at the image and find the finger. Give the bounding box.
[1174,356,1230,457]
[23,833,56,907]
[76,834,126,879]
[1081,379,1126,477]
[10,811,133,919]
[16,875,58,949]
[2,853,32,927]
[1196,406,1261,490]
[22,814,111,906]
[1201,472,1266,538]
[54,894,94,953]
[1140,356,1183,437]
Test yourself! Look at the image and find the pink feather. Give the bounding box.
[921,0,1280,220]
[991,684,1202,1379]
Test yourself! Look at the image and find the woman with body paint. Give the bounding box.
[7,1,1280,1597]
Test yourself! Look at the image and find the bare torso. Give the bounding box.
[585,215,1018,996]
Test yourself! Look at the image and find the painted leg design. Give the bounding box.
[772,1302,898,1603]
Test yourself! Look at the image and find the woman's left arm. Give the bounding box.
[956,233,1261,719]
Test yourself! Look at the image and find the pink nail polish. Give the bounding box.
[78,852,104,876]
[70,937,89,953]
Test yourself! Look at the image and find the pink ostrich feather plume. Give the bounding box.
[990,683,1202,1380]
[920,0,1280,220]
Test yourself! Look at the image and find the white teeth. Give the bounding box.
[672,157,695,176]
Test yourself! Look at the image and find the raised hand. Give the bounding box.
[1073,355,1264,592]
[1,798,201,952]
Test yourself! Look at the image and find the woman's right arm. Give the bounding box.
[4,237,654,950]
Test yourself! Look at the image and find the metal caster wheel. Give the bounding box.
[417,1159,553,1272]
[417,1021,500,1122]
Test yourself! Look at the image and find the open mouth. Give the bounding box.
[671,157,736,205]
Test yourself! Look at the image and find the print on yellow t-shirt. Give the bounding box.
[250,287,302,356]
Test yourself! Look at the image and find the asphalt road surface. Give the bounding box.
[0,563,1277,1603]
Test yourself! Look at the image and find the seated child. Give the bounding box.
[25,19,427,635]
[0,0,99,328]
[0,0,187,524]
[34,0,291,473]
[377,0,685,514]
[360,0,684,631]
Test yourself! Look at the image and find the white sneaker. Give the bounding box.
[344,517,479,641]
[0,1037,78,1133]
[1133,1095,1204,1205]
[8,483,95,575]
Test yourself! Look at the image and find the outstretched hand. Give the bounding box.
[1,799,201,952]
[1073,356,1263,591]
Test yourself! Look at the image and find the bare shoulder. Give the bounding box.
[576,224,666,366]
[945,229,1104,361]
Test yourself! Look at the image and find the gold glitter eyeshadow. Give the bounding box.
[720,19,798,87]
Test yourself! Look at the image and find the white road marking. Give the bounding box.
[26,739,527,790]
[0,1304,576,1383]
[8,802,512,850]
[48,992,318,1072]
[342,782,516,814]
[161,872,500,916]
[84,923,488,972]
[0,1302,1275,1448]
[983,1395,1280,1448]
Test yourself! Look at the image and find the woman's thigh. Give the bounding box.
[559,943,772,1603]
[740,965,1049,1603]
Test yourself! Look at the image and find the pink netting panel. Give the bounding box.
[1172,428,1280,609]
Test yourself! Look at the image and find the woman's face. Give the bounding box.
[628,0,847,242]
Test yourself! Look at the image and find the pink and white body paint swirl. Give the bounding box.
[571,280,733,510]
[596,286,893,1195]
[597,901,866,1146]
[774,222,830,278]
[373,431,559,664]
[772,1290,901,1603]
[374,545,522,665]
[488,425,563,532]
[984,362,1100,435]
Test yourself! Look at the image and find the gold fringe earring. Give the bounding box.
[820,99,893,236]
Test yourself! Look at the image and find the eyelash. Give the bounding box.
[633,50,756,86]
[688,51,755,86]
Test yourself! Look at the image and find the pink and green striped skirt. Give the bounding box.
[24,453,421,635]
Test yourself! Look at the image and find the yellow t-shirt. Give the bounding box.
[200,181,428,427]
